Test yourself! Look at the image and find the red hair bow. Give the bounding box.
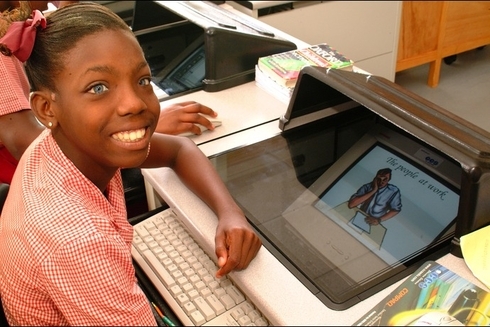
[0,10,46,62]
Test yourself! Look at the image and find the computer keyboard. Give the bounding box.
[131,208,269,326]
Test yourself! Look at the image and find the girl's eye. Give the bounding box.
[89,84,108,94]
[139,77,151,86]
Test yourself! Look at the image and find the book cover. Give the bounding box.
[255,65,293,104]
[353,261,490,326]
[257,43,354,88]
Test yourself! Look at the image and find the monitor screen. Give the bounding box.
[285,133,459,269]
[209,107,462,309]
[154,43,206,96]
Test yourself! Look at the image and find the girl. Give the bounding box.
[0,1,219,184]
[0,2,261,325]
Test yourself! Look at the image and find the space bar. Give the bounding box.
[142,250,176,288]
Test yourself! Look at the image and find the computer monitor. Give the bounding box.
[130,1,296,95]
[281,123,460,305]
[152,36,205,96]
[209,107,462,309]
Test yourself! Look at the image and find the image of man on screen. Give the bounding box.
[348,168,402,226]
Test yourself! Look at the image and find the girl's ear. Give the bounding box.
[30,91,58,129]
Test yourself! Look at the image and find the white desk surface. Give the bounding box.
[158,81,287,157]
[141,4,488,325]
[142,166,488,326]
[143,80,488,325]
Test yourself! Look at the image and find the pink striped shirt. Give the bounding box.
[0,53,31,183]
[0,129,157,326]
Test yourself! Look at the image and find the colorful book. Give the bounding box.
[254,65,293,104]
[353,261,490,326]
[257,43,354,88]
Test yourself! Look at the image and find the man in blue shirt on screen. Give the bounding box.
[348,168,402,226]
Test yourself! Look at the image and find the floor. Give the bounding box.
[394,46,490,132]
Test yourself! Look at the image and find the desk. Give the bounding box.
[142,78,490,325]
[141,5,488,325]
[142,165,489,325]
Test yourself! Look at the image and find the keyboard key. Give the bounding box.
[147,240,159,248]
[163,216,176,225]
[168,221,180,230]
[168,251,180,260]
[183,268,194,277]
[163,245,175,253]
[214,287,226,298]
[201,287,212,299]
[182,283,194,293]
[238,315,252,326]
[181,250,193,260]
[177,276,189,286]
[197,268,208,278]
[231,307,245,320]
[194,296,216,321]
[173,226,185,234]
[167,264,178,274]
[226,285,245,304]
[249,310,261,322]
[188,289,200,301]
[157,239,170,248]
[174,256,185,266]
[220,294,236,310]
[190,310,206,326]
[239,302,254,315]
[143,221,156,231]
[177,293,190,306]
[202,274,215,285]
[162,258,173,267]
[167,233,178,242]
[255,317,268,326]
[184,301,197,315]
[172,270,183,280]
[191,261,202,271]
[195,281,206,291]
[178,231,190,240]
[161,228,173,237]
[208,280,220,292]
[171,239,184,247]
[134,225,149,237]
[152,246,164,256]
[155,252,168,261]
[149,228,160,236]
[170,285,182,297]
[192,248,204,257]
[136,243,148,252]
[176,244,187,253]
[220,278,232,288]
[187,242,199,252]
[206,294,226,315]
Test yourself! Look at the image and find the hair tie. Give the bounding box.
[0,10,46,62]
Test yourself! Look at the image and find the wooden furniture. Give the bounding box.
[397,1,490,87]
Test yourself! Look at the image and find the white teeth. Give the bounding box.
[112,128,146,142]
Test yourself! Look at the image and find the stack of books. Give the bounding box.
[255,43,354,104]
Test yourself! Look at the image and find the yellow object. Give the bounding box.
[460,225,490,290]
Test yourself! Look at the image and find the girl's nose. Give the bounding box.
[116,86,147,116]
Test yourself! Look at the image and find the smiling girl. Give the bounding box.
[0,2,261,325]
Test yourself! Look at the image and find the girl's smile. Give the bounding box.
[43,28,160,184]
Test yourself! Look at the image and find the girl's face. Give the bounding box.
[49,28,160,184]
